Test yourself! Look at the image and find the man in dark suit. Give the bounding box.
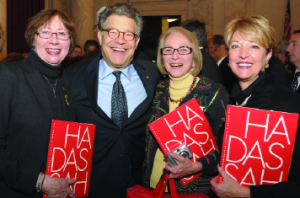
[207,35,228,66]
[62,3,160,198]
[180,19,223,84]
[287,29,300,93]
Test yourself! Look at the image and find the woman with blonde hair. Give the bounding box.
[210,15,300,198]
[142,27,229,195]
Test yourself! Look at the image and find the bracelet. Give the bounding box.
[36,172,45,192]
[41,173,46,192]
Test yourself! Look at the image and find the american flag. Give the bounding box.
[283,0,291,40]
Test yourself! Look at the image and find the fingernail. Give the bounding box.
[218,163,221,167]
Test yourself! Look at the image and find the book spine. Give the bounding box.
[149,125,167,154]
[218,105,231,183]
[43,121,56,198]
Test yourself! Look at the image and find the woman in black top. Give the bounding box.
[0,9,77,198]
[210,15,300,198]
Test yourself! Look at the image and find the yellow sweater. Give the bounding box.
[150,73,199,189]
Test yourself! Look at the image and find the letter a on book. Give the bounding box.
[44,120,96,197]
[218,105,298,187]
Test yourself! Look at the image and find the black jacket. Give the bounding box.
[0,53,75,198]
[230,73,300,198]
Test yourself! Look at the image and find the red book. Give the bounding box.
[43,120,96,198]
[148,98,217,185]
[218,105,298,187]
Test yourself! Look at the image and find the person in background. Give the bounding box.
[0,9,77,198]
[206,35,228,66]
[287,30,300,93]
[1,52,24,63]
[210,15,300,198]
[83,39,100,54]
[143,27,229,196]
[62,3,161,198]
[274,40,295,75]
[180,19,223,84]
[68,45,82,59]
[0,22,5,53]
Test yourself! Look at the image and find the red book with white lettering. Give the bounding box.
[43,120,96,198]
[218,105,298,187]
[148,98,217,185]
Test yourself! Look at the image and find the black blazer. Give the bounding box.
[0,59,75,198]
[200,48,223,84]
[62,53,161,198]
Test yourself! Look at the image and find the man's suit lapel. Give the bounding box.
[22,62,54,120]
[84,54,110,119]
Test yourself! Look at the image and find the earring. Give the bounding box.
[228,63,230,67]
[265,60,269,69]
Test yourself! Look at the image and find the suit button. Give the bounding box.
[120,155,123,159]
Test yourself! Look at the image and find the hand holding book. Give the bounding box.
[210,165,250,198]
[42,175,77,198]
[165,152,203,179]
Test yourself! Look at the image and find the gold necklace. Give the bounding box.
[43,75,58,98]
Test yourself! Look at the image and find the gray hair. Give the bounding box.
[180,19,207,47]
[97,3,143,37]
[276,40,289,56]
[95,6,106,26]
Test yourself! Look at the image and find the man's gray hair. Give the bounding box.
[180,19,207,47]
[97,3,143,37]
[277,40,289,56]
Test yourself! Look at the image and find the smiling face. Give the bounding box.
[33,15,70,66]
[163,32,195,78]
[97,15,140,71]
[287,33,300,69]
[229,31,272,90]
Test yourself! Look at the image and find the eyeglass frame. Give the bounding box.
[161,46,193,55]
[102,29,137,41]
[35,31,71,41]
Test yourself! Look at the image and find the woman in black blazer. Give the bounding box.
[210,15,300,198]
[0,9,77,198]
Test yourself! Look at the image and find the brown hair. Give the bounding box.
[224,15,275,53]
[25,8,76,53]
[157,26,202,76]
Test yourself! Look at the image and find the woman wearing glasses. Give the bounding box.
[142,27,229,195]
[0,9,77,198]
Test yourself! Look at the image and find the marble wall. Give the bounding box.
[45,0,300,49]
[0,0,6,61]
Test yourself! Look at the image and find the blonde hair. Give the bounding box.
[157,27,202,76]
[224,15,275,53]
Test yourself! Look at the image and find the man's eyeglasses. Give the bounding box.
[161,46,193,55]
[103,29,137,41]
[72,51,82,54]
[35,30,70,41]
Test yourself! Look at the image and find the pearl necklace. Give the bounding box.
[169,75,197,103]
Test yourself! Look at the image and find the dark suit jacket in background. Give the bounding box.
[0,59,75,198]
[200,48,223,84]
[62,53,161,198]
